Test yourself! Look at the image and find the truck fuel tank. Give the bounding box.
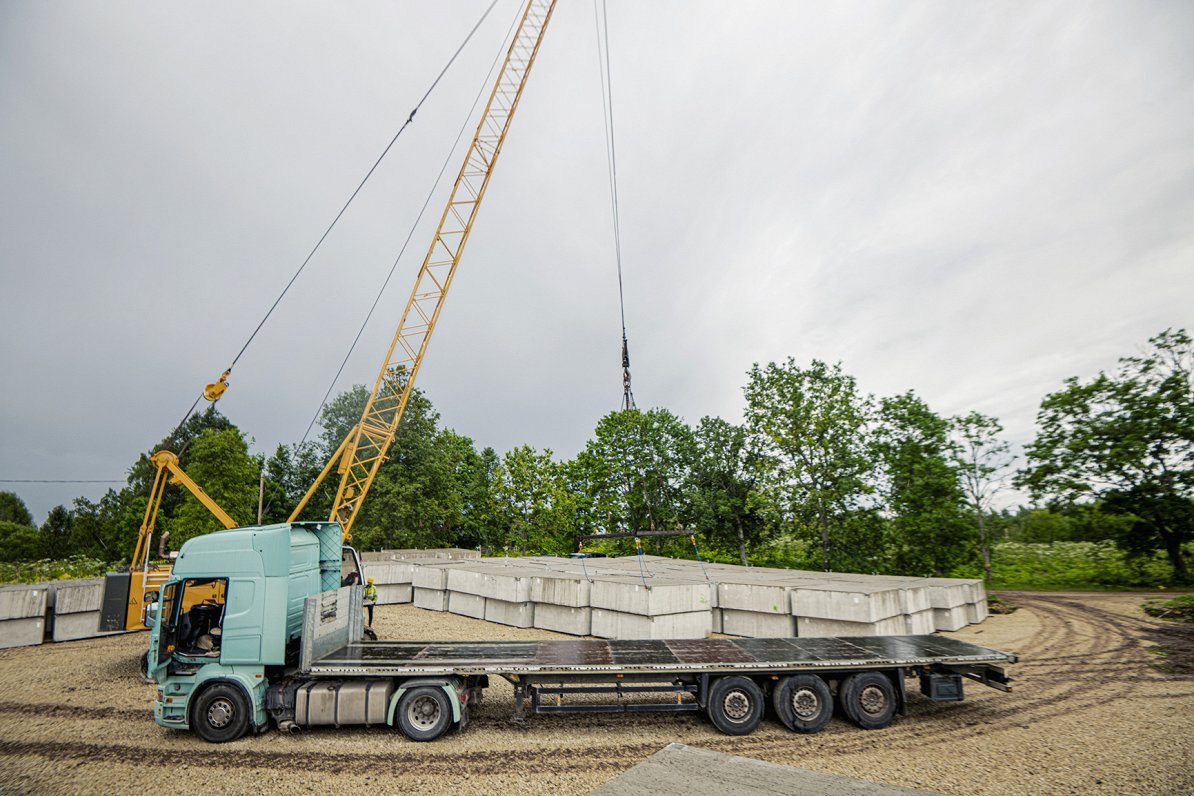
[294,680,394,727]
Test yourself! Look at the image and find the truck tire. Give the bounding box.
[772,674,833,733]
[396,686,452,742]
[707,676,764,736]
[839,672,897,730]
[192,683,251,743]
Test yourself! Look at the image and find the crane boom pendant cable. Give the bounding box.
[166,0,502,446]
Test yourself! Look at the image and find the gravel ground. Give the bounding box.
[1,592,1191,795]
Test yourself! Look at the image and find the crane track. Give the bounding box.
[1,593,1190,781]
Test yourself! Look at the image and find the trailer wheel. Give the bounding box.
[839,672,897,730]
[397,687,452,742]
[191,683,251,743]
[707,676,764,736]
[773,674,833,733]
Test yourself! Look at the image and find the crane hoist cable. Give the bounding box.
[593,0,635,411]
[296,1,526,451]
[164,0,503,446]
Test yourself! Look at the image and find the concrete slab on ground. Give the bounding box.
[375,584,413,605]
[590,578,713,617]
[447,591,486,620]
[0,617,45,648]
[533,603,591,635]
[413,588,448,612]
[484,598,534,628]
[590,743,943,796]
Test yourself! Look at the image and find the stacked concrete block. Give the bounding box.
[0,584,47,648]
[52,578,124,642]
[382,548,991,640]
[447,591,486,619]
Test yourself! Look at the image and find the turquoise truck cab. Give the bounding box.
[148,522,352,741]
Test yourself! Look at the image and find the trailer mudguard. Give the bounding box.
[387,677,464,726]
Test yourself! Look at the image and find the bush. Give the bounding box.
[0,556,113,584]
[951,541,1182,589]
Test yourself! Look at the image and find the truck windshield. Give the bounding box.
[157,582,179,665]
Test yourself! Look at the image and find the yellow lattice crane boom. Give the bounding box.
[312,0,557,541]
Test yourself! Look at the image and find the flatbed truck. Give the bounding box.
[146,522,1016,743]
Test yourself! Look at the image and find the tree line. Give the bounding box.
[2,328,1189,584]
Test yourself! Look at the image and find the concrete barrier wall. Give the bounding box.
[0,584,48,649]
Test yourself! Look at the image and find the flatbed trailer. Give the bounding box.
[275,614,1016,740]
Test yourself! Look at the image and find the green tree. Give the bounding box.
[316,384,371,458]
[262,442,327,524]
[40,505,75,558]
[1017,329,1194,582]
[744,359,873,572]
[166,428,259,547]
[0,521,44,562]
[950,412,1014,582]
[492,446,575,555]
[574,408,696,541]
[687,417,762,565]
[874,392,972,576]
[0,491,33,526]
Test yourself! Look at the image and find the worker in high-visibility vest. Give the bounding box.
[364,577,378,626]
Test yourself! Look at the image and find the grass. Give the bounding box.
[952,541,1184,590]
[1143,594,1194,623]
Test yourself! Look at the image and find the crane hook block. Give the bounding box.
[204,370,231,402]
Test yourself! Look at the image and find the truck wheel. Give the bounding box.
[707,676,764,736]
[772,674,833,733]
[192,683,251,743]
[839,672,897,730]
[397,686,452,742]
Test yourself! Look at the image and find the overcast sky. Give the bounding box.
[2,0,1192,523]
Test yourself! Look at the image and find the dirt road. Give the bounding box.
[1,592,1191,795]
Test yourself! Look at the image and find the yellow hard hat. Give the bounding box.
[367,577,374,583]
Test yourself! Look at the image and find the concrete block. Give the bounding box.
[484,599,534,628]
[52,611,124,642]
[364,562,419,586]
[796,615,907,638]
[0,617,45,648]
[590,578,713,616]
[967,600,989,624]
[905,609,936,635]
[375,583,412,605]
[790,585,905,623]
[0,584,48,620]
[711,607,722,634]
[477,571,533,603]
[920,580,970,609]
[932,606,970,632]
[534,604,591,636]
[412,565,452,591]
[717,583,790,614]
[531,575,591,608]
[413,588,448,612]
[446,568,486,596]
[720,609,795,638]
[53,579,104,614]
[591,608,711,640]
[448,591,486,620]
[900,586,931,615]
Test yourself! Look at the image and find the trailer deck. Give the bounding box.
[308,634,1017,677]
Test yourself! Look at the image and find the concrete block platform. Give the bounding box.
[0,584,48,649]
[530,574,591,608]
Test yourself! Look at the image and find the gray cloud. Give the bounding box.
[2,0,1192,522]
